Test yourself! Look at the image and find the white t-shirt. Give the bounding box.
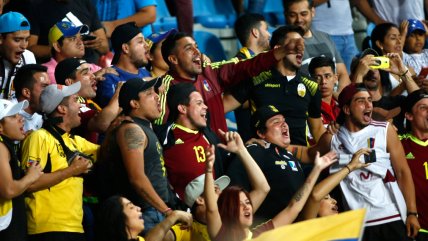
[372,0,424,25]
[0,50,36,100]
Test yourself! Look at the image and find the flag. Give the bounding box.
[250,209,366,241]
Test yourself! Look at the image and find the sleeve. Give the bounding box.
[216,50,277,87]
[21,131,50,171]
[308,87,322,118]
[76,136,99,162]
[95,73,118,107]
[135,0,157,9]
[85,0,103,31]
[230,80,251,104]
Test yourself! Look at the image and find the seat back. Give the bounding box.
[194,31,227,62]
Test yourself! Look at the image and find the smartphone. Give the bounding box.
[81,34,96,41]
[370,56,390,69]
[419,67,428,78]
[364,149,376,163]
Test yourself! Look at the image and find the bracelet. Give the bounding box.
[345,165,351,174]
[400,69,409,78]
[407,212,418,218]
[162,208,172,215]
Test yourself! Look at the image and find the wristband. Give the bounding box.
[345,165,351,174]
[400,69,409,78]
[163,208,172,215]
[407,212,418,218]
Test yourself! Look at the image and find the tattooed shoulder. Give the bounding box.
[123,126,145,149]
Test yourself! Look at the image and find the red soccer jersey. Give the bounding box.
[400,134,428,230]
[163,124,213,199]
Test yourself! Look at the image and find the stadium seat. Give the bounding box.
[263,0,285,26]
[193,31,227,62]
[152,0,177,32]
[193,0,237,28]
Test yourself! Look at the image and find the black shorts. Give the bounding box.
[363,220,412,241]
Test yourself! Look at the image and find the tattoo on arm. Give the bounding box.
[124,127,145,150]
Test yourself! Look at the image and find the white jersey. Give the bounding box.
[0,50,36,100]
[330,121,406,226]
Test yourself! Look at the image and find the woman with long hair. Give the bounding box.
[95,195,192,241]
[204,131,337,241]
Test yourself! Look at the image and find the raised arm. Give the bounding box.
[217,130,270,211]
[0,143,43,199]
[117,123,171,214]
[386,124,420,238]
[145,210,192,241]
[301,148,370,220]
[204,145,222,239]
[270,151,337,227]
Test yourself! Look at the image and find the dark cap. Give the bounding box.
[403,89,428,113]
[252,105,281,129]
[111,22,141,65]
[407,19,426,36]
[119,78,158,114]
[167,82,197,122]
[338,83,368,108]
[55,58,87,85]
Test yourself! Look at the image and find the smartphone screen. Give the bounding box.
[364,150,376,163]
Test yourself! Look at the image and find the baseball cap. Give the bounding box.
[407,19,426,36]
[338,83,368,108]
[118,77,158,114]
[55,58,87,85]
[146,29,177,51]
[252,105,281,129]
[48,21,88,45]
[111,22,141,65]
[0,12,31,33]
[40,82,81,114]
[0,99,28,121]
[402,89,428,113]
[184,174,230,208]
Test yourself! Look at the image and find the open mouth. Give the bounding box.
[192,56,201,67]
[363,111,372,122]
[332,205,339,213]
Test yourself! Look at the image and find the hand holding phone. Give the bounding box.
[364,149,376,163]
[370,56,390,69]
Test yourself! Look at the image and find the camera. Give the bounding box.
[67,151,94,165]
[370,56,390,69]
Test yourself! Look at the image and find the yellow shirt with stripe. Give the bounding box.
[21,128,99,234]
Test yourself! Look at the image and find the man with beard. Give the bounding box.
[227,13,271,142]
[96,22,151,107]
[55,57,121,143]
[0,11,36,100]
[156,28,298,139]
[95,78,173,234]
[314,83,420,241]
[284,0,350,96]
[227,25,325,146]
[21,81,97,241]
[352,48,419,133]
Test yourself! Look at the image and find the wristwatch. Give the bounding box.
[407,212,419,218]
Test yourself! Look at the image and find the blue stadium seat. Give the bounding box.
[193,0,237,28]
[152,0,177,32]
[263,0,285,26]
[193,31,227,62]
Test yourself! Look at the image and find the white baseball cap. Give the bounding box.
[184,174,230,208]
[40,82,81,114]
[0,99,28,121]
